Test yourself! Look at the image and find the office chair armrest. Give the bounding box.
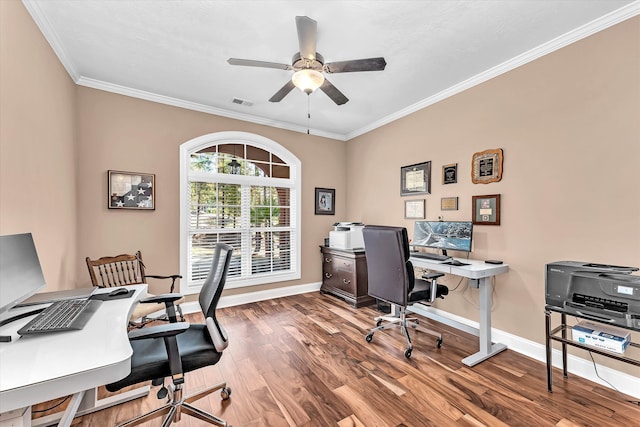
[422,273,445,303]
[128,322,189,341]
[139,293,183,304]
[146,274,182,293]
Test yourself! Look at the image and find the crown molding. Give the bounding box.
[345,1,640,140]
[77,77,346,141]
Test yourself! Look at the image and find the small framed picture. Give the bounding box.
[472,194,501,225]
[315,188,335,215]
[108,170,155,210]
[404,199,425,219]
[472,148,503,184]
[401,161,431,196]
[441,197,458,211]
[442,163,457,184]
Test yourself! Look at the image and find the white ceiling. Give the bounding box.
[24,0,639,140]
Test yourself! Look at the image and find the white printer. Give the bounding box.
[329,222,365,250]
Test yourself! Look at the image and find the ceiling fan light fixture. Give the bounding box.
[292,69,324,94]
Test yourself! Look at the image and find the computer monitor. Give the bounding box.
[0,233,46,322]
[412,221,473,256]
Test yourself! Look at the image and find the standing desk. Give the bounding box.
[0,285,148,427]
[408,256,509,366]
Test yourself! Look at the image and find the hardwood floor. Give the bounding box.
[34,292,639,426]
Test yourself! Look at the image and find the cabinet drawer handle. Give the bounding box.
[325,272,333,279]
[343,278,351,285]
[325,258,332,263]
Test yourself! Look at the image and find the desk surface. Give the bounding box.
[409,256,509,279]
[0,285,145,413]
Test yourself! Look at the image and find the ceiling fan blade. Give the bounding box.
[319,79,348,105]
[295,16,317,60]
[269,80,296,102]
[324,57,387,73]
[227,58,292,70]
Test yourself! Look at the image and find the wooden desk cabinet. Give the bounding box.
[319,246,374,308]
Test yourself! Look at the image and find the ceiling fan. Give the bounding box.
[227,16,386,105]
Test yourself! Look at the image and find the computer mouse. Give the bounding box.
[108,288,129,297]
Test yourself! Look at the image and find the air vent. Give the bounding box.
[232,97,253,107]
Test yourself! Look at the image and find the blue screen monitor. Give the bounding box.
[412,221,473,255]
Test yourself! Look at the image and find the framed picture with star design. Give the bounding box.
[108,170,155,210]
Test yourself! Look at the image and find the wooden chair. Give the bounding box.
[86,251,185,327]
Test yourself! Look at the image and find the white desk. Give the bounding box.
[0,285,148,426]
[408,257,509,367]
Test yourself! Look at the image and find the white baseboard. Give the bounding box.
[178,282,322,314]
[179,284,639,400]
[422,307,640,400]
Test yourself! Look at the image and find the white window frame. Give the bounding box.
[180,131,301,294]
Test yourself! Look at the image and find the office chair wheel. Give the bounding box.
[365,333,374,343]
[404,348,412,359]
[376,319,382,327]
[220,386,232,400]
[436,337,443,348]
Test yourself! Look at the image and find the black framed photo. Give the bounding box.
[401,161,431,196]
[442,163,457,184]
[108,170,155,210]
[472,194,501,225]
[315,187,335,215]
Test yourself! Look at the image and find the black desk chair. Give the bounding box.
[106,243,234,427]
[362,225,448,358]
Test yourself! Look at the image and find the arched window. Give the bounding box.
[180,132,301,293]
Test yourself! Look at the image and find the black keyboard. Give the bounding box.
[18,299,102,335]
[409,251,450,261]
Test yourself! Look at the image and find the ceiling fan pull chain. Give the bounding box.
[307,95,311,135]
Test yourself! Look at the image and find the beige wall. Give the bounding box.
[0,0,78,290]
[347,17,640,373]
[75,88,346,295]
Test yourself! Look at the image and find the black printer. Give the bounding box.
[545,261,640,331]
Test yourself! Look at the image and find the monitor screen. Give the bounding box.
[412,221,473,253]
[0,233,46,321]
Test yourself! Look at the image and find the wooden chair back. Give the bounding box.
[86,251,146,288]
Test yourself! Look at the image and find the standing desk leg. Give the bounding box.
[461,276,507,367]
[57,391,84,427]
[561,312,568,378]
[545,309,553,392]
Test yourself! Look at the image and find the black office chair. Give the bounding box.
[106,243,234,427]
[362,225,448,358]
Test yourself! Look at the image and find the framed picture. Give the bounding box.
[472,148,503,184]
[472,194,501,225]
[440,197,458,211]
[442,163,457,184]
[404,199,425,219]
[108,170,155,210]
[315,187,335,215]
[401,161,431,196]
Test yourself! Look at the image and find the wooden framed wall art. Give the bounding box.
[108,170,155,210]
[472,148,503,184]
[472,194,501,225]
